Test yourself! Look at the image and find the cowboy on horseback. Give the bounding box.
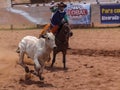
[39,2,68,37]
[50,2,68,34]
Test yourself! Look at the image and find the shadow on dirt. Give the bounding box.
[68,48,120,57]
[19,79,54,87]
[45,66,68,72]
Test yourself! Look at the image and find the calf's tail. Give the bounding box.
[16,47,20,53]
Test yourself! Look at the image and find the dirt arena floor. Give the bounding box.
[0,28,120,90]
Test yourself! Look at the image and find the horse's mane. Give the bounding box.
[56,23,70,36]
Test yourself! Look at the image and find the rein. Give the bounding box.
[55,37,68,44]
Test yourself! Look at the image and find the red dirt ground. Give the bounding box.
[0,0,120,90]
[0,28,120,90]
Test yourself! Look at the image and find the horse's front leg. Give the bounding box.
[51,51,57,68]
[19,51,29,73]
[62,51,67,69]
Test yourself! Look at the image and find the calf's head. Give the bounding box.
[42,32,56,49]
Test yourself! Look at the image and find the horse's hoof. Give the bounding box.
[64,66,67,70]
[39,76,44,81]
[25,66,29,73]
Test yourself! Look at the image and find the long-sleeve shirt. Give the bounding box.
[51,10,68,26]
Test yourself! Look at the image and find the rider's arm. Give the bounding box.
[50,6,58,13]
[64,14,69,24]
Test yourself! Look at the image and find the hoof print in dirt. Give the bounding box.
[84,64,94,68]
[25,73,31,80]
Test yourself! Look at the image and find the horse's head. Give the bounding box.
[59,23,73,38]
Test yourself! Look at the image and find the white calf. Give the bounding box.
[17,32,56,80]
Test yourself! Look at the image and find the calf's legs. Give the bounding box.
[34,58,44,80]
[19,51,29,73]
[38,65,45,80]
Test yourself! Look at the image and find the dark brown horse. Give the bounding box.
[51,23,73,69]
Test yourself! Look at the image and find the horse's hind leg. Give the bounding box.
[19,51,29,73]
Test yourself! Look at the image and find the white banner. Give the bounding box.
[66,3,91,24]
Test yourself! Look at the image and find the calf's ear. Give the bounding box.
[41,35,46,38]
[41,34,49,39]
[42,33,48,38]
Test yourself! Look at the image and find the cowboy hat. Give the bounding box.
[58,2,67,8]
